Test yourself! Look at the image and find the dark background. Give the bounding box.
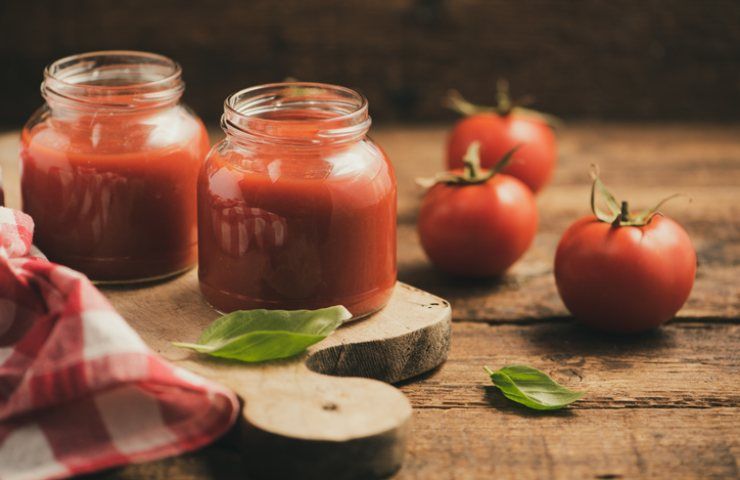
[1,0,739,127]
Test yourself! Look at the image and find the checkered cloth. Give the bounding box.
[0,207,239,480]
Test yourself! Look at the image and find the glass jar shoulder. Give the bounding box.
[201,137,395,212]
[205,136,393,181]
[22,103,208,158]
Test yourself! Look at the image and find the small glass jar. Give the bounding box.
[198,82,397,317]
[20,51,209,282]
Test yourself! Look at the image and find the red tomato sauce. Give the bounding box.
[198,110,397,316]
[20,113,209,281]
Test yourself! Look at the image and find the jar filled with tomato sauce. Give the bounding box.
[198,83,397,317]
[21,51,209,282]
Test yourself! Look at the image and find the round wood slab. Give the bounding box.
[103,273,451,479]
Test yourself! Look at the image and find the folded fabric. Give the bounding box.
[0,207,239,480]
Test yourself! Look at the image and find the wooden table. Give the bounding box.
[1,124,738,479]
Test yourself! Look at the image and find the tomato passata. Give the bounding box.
[445,82,557,193]
[554,174,696,333]
[418,143,537,277]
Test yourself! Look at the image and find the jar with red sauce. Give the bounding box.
[198,83,397,317]
[21,51,209,282]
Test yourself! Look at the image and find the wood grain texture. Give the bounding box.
[401,322,740,410]
[88,322,740,480]
[1,1,740,126]
[0,123,738,479]
[400,407,740,479]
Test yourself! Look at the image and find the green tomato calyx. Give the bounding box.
[443,80,562,129]
[590,166,686,227]
[416,142,521,188]
[460,142,519,183]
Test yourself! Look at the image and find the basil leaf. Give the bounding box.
[484,365,583,410]
[173,305,351,363]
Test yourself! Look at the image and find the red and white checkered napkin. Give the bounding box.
[0,207,239,480]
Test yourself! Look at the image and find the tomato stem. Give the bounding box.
[620,201,630,221]
[443,90,491,116]
[462,143,484,180]
[592,169,687,227]
[496,79,512,115]
[461,142,521,183]
[416,142,522,188]
[443,86,562,129]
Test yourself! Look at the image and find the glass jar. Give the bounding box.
[198,82,397,317]
[20,51,209,282]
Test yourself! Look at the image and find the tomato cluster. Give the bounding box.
[418,84,696,333]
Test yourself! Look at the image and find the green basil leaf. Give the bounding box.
[173,305,351,363]
[484,365,583,410]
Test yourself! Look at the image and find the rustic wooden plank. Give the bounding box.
[398,407,739,479]
[89,408,740,479]
[1,1,740,126]
[399,322,740,409]
[90,321,740,479]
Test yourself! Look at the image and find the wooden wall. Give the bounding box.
[1,0,739,126]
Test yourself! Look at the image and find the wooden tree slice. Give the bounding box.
[103,274,451,479]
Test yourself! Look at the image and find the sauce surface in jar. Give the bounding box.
[20,51,209,282]
[198,84,397,317]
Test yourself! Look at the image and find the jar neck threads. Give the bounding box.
[221,83,371,146]
[42,51,184,112]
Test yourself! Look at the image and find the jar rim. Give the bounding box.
[222,82,371,145]
[42,50,184,109]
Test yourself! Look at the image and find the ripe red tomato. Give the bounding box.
[418,144,538,277]
[445,87,557,194]
[447,115,556,193]
[554,193,696,333]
